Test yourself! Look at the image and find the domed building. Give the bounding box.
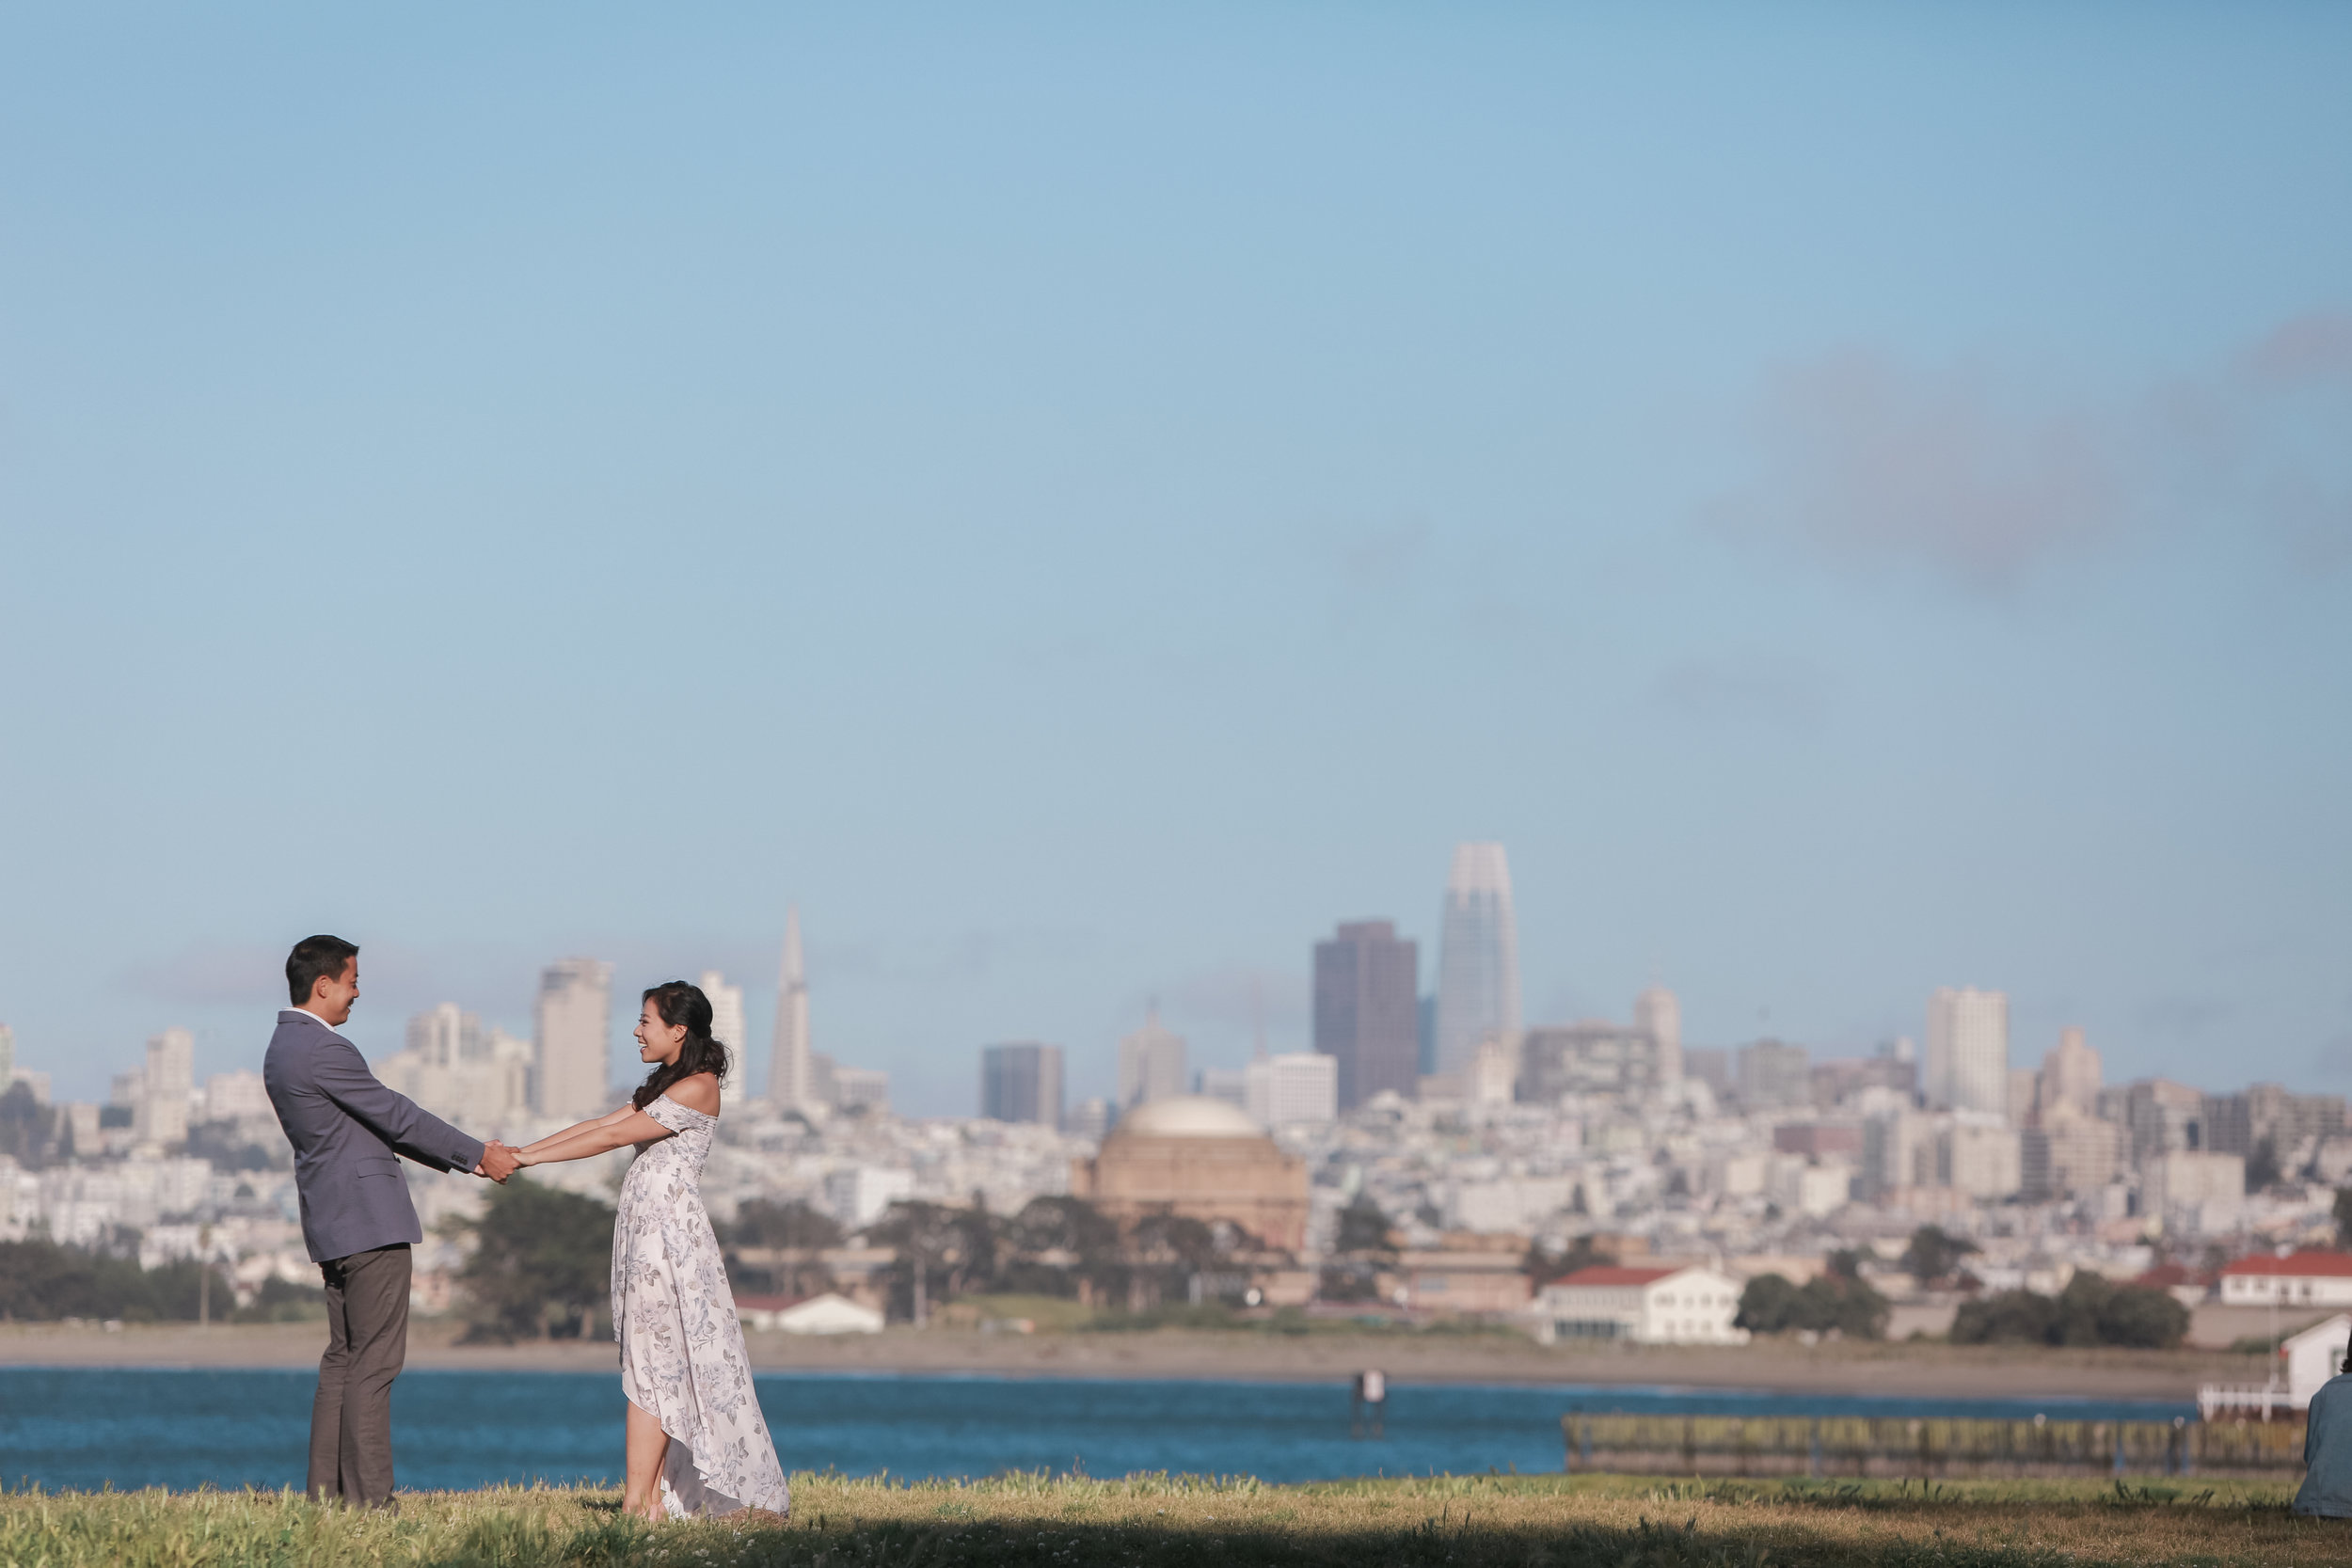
[1070,1095,1310,1252]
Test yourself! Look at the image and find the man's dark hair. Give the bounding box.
[286,935,360,1006]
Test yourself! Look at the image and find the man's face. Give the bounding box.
[311,958,360,1026]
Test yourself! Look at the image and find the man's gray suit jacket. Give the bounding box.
[263,1010,486,1263]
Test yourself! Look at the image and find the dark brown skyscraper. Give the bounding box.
[1314,920,1420,1110]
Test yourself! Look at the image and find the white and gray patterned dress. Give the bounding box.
[612,1093,790,1518]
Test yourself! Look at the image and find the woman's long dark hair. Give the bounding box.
[632,981,732,1111]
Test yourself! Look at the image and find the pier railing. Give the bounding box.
[1559,1412,2305,1479]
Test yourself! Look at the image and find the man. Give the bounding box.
[262,934,521,1508]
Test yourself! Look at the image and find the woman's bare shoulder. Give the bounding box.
[668,1072,722,1114]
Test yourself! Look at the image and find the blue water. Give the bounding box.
[0,1369,2200,1494]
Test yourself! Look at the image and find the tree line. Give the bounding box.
[0,1235,318,1323]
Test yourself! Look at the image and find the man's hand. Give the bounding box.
[476,1141,521,1183]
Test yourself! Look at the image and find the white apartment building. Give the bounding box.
[376,1022,534,1128]
[1927,987,2008,1115]
[1245,1052,1338,1128]
[1771,1157,1853,1218]
[1944,1114,2023,1199]
[405,1004,483,1066]
[2145,1150,2245,1231]
[1634,985,1682,1088]
[199,1070,273,1123]
[824,1164,915,1229]
[1531,1263,1750,1346]
[699,971,747,1062]
[134,1028,196,1146]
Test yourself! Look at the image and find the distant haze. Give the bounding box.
[0,6,2346,1114]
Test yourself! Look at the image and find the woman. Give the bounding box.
[516,981,789,1522]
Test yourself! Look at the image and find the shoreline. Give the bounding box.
[0,1321,2251,1402]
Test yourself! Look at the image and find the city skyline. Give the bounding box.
[2,8,2346,1115]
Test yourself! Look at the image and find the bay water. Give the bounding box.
[0,1368,2196,1494]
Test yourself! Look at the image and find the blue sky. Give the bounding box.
[2,5,2347,1117]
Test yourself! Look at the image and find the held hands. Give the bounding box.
[475,1140,522,1183]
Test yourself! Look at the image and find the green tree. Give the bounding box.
[1001,1196,1123,1300]
[1736,1273,1805,1334]
[868,1200,994,1323]
[1950,1275,2187,1349]
[454,1179,615,1341]
[720,1198,843,1297]
[1950,1289,2059,1345]
[1900,1225,1979,1288]
[2093,1281,2191,1348]
[1334,1194,1396,1256]
[1736,1270,1890,1339]
[0,1237,233,1322]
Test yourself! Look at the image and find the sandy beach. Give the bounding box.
[0,1319,2252,1402]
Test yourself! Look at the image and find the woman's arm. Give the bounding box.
[516,1102,641,1160]
[518,1108,675,1167]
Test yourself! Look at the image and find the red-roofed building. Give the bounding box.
[2218,1251,2352,1308]
[1531,1262,1749,1346]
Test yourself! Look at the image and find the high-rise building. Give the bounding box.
[1244,1052,1339,1128]
[405,1003,483,1068]
[1633,985,1682,1087]
[2121,1078,2208,1164]
[1736,1038,1810,1109]
[1926,987,2009,1115]
[0,1023,12,1085]
[1312,920,1420,1110]
[771,909,812,1111]
[1519,1022,1663,1104]
[699,971,747,1070]
[980,1043,1063,1129]
[1117,1010,1187,1109]
[1434,842,1520,1076]
[534,958,614,1119]
[2041,1026,2101,1119]
[135,1027,195,1145]
[2008,1068,2042,1129]
[2022,1107,2122,1200]
[831,1065,890,1115]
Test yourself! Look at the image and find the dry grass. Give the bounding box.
[0,1470,2342,1566]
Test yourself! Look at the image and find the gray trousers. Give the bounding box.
[309,1243,411,1507]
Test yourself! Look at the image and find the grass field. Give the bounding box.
[2,1471,2344,1567]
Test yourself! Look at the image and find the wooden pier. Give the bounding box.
[1559,1411,2306,1479]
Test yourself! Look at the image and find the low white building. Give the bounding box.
[737,1291,885,1335]
[1530,1263,1750,1346]
[2218,1250,2352,1308]
[2199,1312,2352,1421]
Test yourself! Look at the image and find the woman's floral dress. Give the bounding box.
[612,1093,790,1518]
